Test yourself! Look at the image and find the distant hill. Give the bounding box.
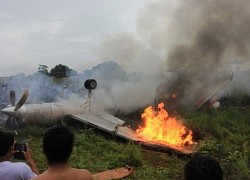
[83,61,140,82]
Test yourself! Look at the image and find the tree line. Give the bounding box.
[38,64,78,78]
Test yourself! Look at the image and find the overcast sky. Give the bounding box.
[0,0,155,76]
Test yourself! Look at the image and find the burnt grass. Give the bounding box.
[5,105,250,180]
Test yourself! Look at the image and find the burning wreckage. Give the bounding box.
[1,79,196,156]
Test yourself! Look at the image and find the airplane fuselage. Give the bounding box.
[1,103,84,124]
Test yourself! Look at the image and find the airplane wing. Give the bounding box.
[69,110,125,132]
[69,109,140,141]
[69,109,193,155]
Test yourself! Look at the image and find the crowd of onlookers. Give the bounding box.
[0,126,93,180]
[0,125,223,180]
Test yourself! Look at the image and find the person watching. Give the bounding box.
[31,125,93,180]
[0,131,39,180]
[184,155,223,180]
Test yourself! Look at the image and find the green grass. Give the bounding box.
[184,107,250,179]
[9,107,250,179]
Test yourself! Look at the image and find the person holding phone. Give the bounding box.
[0,131,39,180]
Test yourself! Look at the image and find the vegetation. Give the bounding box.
[184,107,250,180]
[38,64,49,76]
[50,64,78,78]
[9,106,250,180]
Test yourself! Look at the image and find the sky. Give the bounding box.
[1,0,250,112]
[0,0,155,76]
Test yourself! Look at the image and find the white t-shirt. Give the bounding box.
[0,161,37,180]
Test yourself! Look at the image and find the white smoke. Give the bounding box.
[2,0,250,115]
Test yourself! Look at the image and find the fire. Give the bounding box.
[136,102,194,146]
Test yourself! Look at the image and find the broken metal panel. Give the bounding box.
[138,140,194,155]
[116,126,140,141]
[70,110,125,132]
[116,126,193,155]
[195,73,233,110]
[93,110,125,126]
[115,126,194,155]
[57,108,196,155]
[92,166,134,180]
[70,110,194,156]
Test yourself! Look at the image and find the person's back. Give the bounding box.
[31,126,92,180]
[32,166,92,180]
[184,155,223,180]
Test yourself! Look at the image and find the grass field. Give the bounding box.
[5,106,250,180]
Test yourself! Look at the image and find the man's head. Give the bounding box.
[43,126,74,165]
[184,155,223,180]
[0,131,14,157]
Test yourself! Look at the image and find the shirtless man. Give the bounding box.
[31,126,92,180]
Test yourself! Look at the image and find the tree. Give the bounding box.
[38,64,49,76]
[50,64,77,78]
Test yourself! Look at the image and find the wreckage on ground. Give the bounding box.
[1,79,194,156]
[195,73,233,110]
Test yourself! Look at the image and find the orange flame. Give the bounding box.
[136,102,194,146]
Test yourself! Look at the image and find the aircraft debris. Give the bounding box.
[195,73,233,110]
[93,165,134,180]
[1,79,194,156]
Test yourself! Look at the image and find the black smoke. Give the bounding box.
[150,0,250,112]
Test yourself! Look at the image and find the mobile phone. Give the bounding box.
[14,142,27,160]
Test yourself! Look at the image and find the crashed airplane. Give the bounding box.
[1,79,194,156]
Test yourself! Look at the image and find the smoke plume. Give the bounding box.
[2,0,250,116]
[135,0,250,111]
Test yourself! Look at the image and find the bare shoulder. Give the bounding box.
[31,168,93,180]
[30,173,46,180]
[72,168,93,180]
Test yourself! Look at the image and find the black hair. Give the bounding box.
[43,126,74,165]
[184,155,223,180]
[0,131,14,156]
